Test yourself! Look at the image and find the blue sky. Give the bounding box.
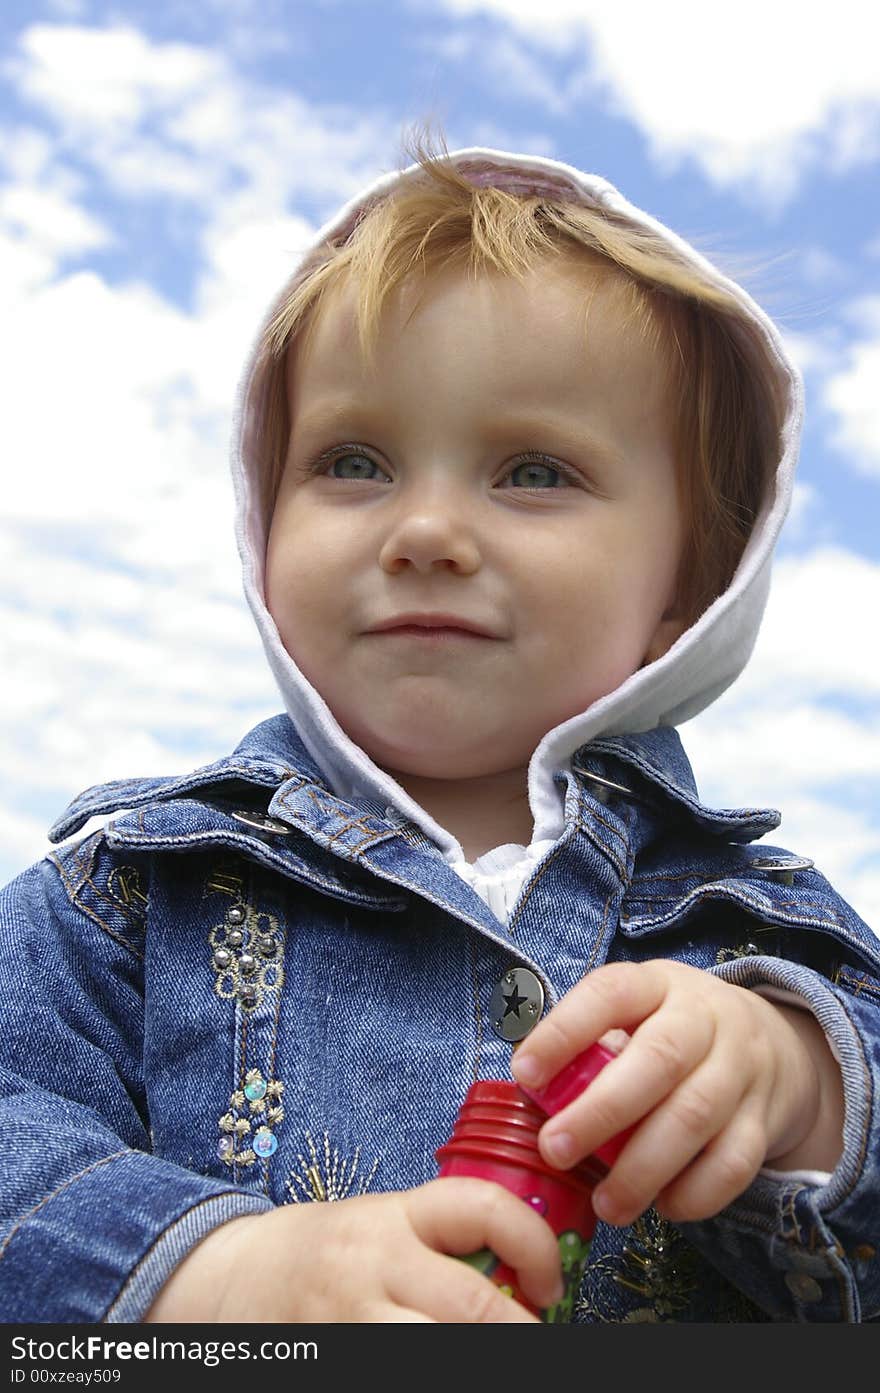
[1,0,878,926]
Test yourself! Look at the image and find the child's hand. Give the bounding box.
[144,1177,563,1323]
[511,960,844,1227]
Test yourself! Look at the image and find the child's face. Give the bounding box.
[265,260,685,783]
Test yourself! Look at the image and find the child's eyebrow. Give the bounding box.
[481,414,627,471]
[293,400,627,473]
[294,399,385,438]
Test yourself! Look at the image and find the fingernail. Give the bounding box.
[512,1055,542,1088]
[591,1187,619,1225]
[542,1129,575,1168]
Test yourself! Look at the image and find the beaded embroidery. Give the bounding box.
[209,901,284,1013]
[285,1131,380,1203]
[715,923,777,964]
[217,1069,285,1169]
[577,1211,700,1322]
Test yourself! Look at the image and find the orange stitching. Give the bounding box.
[577,818,628,880]
[622,890,845,931]
[82,868,146,929]
[326,816,377,852]
[835,968,880,1002]
[0,1150,130,1262]
[107,828,400,906]
[586,893,613,972]
[48,854,144,960]
[507,839,569,936]
[468,933,483,1084]
[583,803,628,851]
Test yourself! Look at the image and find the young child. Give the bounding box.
[2,133,879,1325]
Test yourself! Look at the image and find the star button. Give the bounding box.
[489,967,545,1042]
[502,984,528,1018]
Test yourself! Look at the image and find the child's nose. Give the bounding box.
[377,497,481,575]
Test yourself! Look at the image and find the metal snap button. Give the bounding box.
[571,763,646,808]
[489,967,545,1042]
[753,855,814,886]
[231,811,293,835]
[784,1271,822,1302]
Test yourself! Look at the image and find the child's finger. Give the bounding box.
[512,961,672,1091]
[535,1005,715,1170]
[650,1101,769,1223]
[588,1063,747,1226]
[390,1253,544,1323]
[405,1177,563,1312]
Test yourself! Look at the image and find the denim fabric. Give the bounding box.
[2,714,879,1323]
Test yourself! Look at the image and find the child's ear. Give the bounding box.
[641,609,689,668]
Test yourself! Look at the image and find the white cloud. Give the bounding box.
[684,547,880,931]
[5,21,396,212]
[432,0,880,201]
[780,482,820,544]
[0,22,398,880]
[732,548,880,698]
[798,247,850,288]
[1,13,878,948]
[9,23,224,127]
[823,297,880,476]
[779,329,839,381]
[0,182,111,259]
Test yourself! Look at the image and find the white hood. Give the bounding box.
[230,147,802,877]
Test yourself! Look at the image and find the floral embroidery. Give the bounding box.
[106,864,148,927]
[715,923,777,964]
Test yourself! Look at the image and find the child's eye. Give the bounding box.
[502,452,572,489]
[322,449,388,481]
[305,445,575,488]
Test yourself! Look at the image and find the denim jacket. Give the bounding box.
[1,713,878,1324]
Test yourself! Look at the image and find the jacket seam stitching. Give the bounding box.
[833,967,880,1002]
[508,838,572,937]
[586,893,614,972]
[68,761,298,822]
[621,892,845,930]
[468,933,483,1084]
[48,853,145,960]
[103,828,397,906]
[102,1191,265,1322]
[0,1150,131,1263]
[575,817,627,881]
[577,801,628,853]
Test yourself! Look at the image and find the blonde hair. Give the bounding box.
[251,125,785,626]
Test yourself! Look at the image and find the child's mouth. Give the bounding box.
[372,625,490,641]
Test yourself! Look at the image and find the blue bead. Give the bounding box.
[253,1128,278,1157]
[244,1078,267,1102]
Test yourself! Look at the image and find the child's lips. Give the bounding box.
[371,625,491,640]
[367,613,500,639]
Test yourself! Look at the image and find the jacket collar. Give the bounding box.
[50,712,780,859]
[577,727,781,843]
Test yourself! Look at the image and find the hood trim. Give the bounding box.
[228,148,802,868]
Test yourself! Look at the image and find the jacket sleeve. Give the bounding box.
[678,906,880,1323]
[0,841,274,1323]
